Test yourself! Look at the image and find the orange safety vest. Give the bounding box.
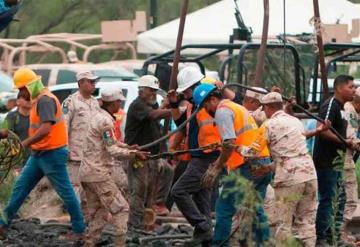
[217,99,270,170]
[114,108,125,141]
[196,108,221,152]
[29,89,68,151]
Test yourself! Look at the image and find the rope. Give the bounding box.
[138,107,200,150]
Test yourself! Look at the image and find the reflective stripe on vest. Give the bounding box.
[29,89,68,150]
[217,99,270,170]
[196,108,221,152]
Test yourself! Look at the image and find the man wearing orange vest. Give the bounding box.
[194,84,272,246]
[0,68,85,241]
[168,67,221,245]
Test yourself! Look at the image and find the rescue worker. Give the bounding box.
[79,88,147,246]
[195,83,272,246]
[0,68,85,240]
[124,75,171,236]
[313,75,357,245]
[243,92,329,246]
[168,67,221,245]
[342,87,360,244]
[62,70,100,207]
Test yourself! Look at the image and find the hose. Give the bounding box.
[224,83,348,145]
[139,107,200,150]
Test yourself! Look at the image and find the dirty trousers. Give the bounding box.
[171,156,216,232]
[82,178,129,246]
[0,147,85,233]
[274,179,318,247]
[127,159,159,231]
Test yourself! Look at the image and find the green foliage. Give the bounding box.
[2,0,221,39]
[0,172,15,208]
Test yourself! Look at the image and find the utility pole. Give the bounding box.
[149,0,158,29]
[254,0,269,87]
[313,0,329,99]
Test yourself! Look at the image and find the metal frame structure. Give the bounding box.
[310,43,360,105]
[0,33,137,74]
[141,42,305,105]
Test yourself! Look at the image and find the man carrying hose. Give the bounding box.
[313,75,358,245]
[124,75,171,236]
[195,83,272,247]
[79,88,148,246]
[168,67,221,245]
[0,68,85,241]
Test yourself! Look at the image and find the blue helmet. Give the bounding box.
[193,83,217,107]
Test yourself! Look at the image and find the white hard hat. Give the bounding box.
[76,70,99,81]
[101,88,126,102]
[177,67,204,93]
[138,75,160,90]
[260,92,283,104]
[245,87,267,101]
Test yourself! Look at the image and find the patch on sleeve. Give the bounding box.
[62,99,70,114]
[103,129,116,146]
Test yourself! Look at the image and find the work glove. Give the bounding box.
[201,163,223,188]
[239,145,260,158]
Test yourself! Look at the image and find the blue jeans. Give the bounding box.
[0,147,85,233]
[212,159,272,247]
[316,167,345,242]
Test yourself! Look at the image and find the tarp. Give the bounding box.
[137,0,360,54]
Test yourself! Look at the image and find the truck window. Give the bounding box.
[57,70,77,84]
[32,69,50,86]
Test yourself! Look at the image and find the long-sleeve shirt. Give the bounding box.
[79,108,135,182]
[63,91,100,161]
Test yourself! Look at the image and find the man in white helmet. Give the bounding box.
[168,66,221,245]
[124,75,172,235]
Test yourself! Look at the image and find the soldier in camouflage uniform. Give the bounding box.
[245,92,330,247]
[79,88,147,246]
[62,71,100,205]
[342,87,360,243]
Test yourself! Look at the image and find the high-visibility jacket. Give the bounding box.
[217,99,270,170]
[178,104,220,160]
[196,108,221,152]
[114,108,125,141]
[29,89,68,151]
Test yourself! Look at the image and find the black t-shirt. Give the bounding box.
[313,97,347,169]
[124,97,161,154]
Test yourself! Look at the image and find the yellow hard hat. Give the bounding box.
[13,67,41,89]
[201,76,217,84]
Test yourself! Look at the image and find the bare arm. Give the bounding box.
[148,108,171,120]
[22,122,52,147]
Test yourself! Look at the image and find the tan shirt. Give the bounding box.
[263,110,317,187]
[344,102,360,169]
[63,91,100,161]
[79,108,134,182]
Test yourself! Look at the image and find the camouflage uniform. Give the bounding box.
[343,102,359,222]
[249,107,276,225]
[263,110,318,247]
[79,108,135,246]
[62,91,99,201]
